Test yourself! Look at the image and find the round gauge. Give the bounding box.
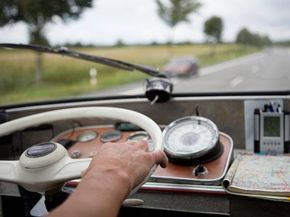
[127,131,149,141]
[127,131,154,151]
[100,130,122,142]
[163,116,222,164]
[77,131,98,142]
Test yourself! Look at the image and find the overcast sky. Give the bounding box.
[0,0,290,45]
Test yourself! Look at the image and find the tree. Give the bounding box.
[115,39,126,47]
[204,16,223,43]
[236,28,252,46]
[0,0,93,45]
[156,0,202,43]
[236,28,272,48]
[0,0,93,82]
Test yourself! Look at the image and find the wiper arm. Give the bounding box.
[0,43,165,77]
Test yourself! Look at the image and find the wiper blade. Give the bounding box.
[0,43,165,77]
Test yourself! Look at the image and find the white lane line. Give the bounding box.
[230,76,244,87]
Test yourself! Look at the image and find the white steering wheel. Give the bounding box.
[0,107,163,192]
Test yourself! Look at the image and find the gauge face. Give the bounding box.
[127,131,154,151]
[163,116,219,160]
[127,131,149,141]
[77,131,98,142]
[101,130,122,142]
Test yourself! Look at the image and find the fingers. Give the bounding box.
[127,140,149,151]
[122,140,168,168]
[101,140,168,169]
[151,150,168,168]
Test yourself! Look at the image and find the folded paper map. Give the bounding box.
[223,154,290,201]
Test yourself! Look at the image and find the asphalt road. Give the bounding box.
[92,47,290,96]
[174,47,290,93]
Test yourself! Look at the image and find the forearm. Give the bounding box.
[48,167,131,217]
[47,141,167,217]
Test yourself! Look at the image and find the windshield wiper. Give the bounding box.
[0,43,165,77]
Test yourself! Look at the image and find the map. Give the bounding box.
[223,154,290,198]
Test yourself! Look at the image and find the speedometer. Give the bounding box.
[163,116,222,164]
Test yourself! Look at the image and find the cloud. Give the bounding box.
[200,0,290,40]
[0,22,29,43]
[0,0,289,45]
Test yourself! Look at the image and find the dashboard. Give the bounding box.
[0,95,289,217]
[52,123,232,192]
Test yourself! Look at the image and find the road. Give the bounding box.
[92,48,290,96]
[174,47,290,93]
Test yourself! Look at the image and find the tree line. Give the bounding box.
[236,28,272,47]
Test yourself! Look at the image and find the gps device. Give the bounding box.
[254,110,290,154]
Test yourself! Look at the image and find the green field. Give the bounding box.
[0,44,260,105]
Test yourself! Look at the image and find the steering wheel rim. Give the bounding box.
[0,107,163,192]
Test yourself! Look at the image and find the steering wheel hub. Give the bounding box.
[25,142,57,158]
[20,142,67,169]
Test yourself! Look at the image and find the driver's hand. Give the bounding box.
[82,140,168,194]
[49,141,168,217]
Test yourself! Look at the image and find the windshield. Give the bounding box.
[0,0,290,105]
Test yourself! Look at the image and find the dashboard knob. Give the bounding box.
[193,164,208,176]
[145,77,173,103]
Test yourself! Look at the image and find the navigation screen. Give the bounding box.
[264,116,280,137]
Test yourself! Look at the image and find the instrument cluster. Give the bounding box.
[52,124,151,159]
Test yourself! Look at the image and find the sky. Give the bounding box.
[0,0,290,45]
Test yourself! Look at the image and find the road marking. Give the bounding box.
[230,76,244,87]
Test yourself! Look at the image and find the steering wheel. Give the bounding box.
[0,107,163,192]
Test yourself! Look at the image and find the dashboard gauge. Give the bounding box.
[163,116,222,164]
[127,131,149,141]
[127,131,154,151]
[77,131,98,142]
[100,130,122,142]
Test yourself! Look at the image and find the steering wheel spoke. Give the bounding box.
[53,158,91,180]
[0,161,18,183]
